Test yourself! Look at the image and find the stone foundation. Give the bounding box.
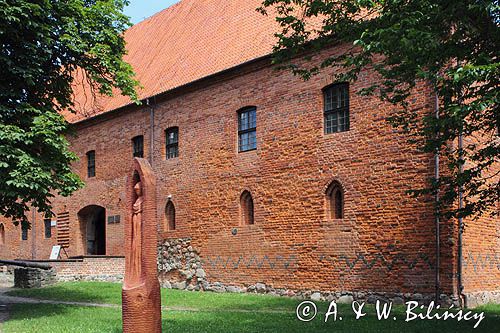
[13,268,56,289]
[157,238,207,290]
[465,291,500,308]
[163,279,459,307]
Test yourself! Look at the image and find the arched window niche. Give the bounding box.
[0,223,5,245]
[326,181,344,220]
[165,200,176,231]
[240,191,255,225]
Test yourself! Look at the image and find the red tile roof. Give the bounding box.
[68,0,281,122]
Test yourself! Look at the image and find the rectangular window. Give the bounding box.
[44,219,52,238]
[107,215,121,224]
[324,83,350,134]
[132,135,144,158]
[21,226,28,241]
[87,150,95,178]
[165,127,179,159]
[238,107,257,152]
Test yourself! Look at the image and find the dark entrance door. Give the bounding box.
[78,205,106,255]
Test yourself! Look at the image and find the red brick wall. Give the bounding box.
[461,132,500,298]
[51,257,124,281]
[2,45,485,298]
[463,215,499,292]
[0,211,58,260]
[150,47,442,295]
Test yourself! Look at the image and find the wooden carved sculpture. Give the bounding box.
[122,158,161,333]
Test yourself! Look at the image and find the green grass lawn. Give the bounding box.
[5,282,299,311]
[3,282,500,333]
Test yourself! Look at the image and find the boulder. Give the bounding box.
[255,283,266,293]
[337,295,354,304]
[310,292,322,301]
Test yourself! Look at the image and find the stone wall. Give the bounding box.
[14,268,56,289]
[465,291,500,308]
[157,238,206,290]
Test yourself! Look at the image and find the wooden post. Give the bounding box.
[122,158,161,333]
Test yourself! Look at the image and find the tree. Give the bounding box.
[259,0,499,221]
[0,0,139,227]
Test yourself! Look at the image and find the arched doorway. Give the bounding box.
[78,205,106,255]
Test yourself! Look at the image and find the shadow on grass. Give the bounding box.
[5,282,122,304]
[3,303,122,332]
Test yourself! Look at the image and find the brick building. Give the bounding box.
[0,0,498,306]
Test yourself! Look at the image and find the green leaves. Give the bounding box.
[0,0,138,225]
[262,0,500,220]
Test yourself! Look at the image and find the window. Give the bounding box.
[0,224,4,245]
[238,107,257,152]
[86,150,95,178]
[240,191,254,225]
[166,127,179,159]
[324,83,350,134]
[44,218,52,239]
[326,181,344,219]
[132,135,144,158]
[165,201,175,231]
[107,215,121,224]
[21,225,28,241]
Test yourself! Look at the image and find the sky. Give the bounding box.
[124,1,180,24]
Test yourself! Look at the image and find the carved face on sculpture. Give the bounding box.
[134,182,142,197]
